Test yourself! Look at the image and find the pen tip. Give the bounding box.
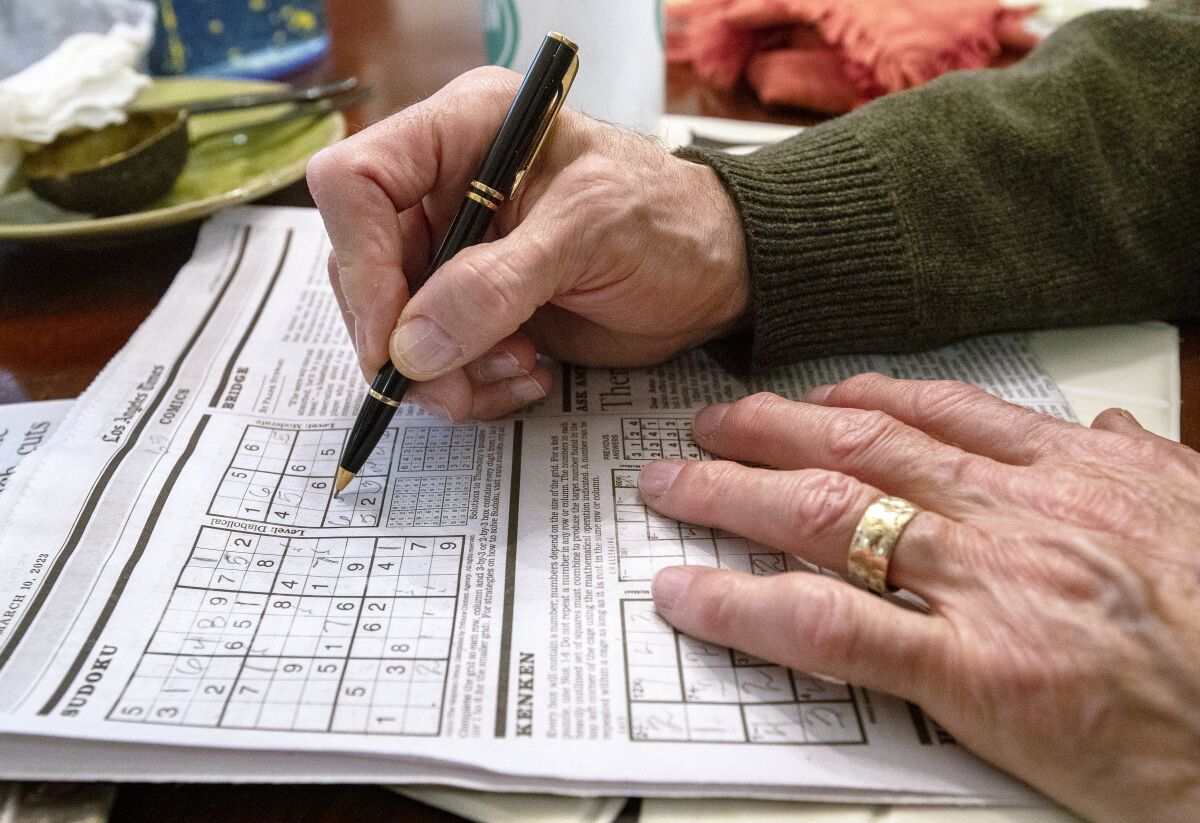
[334,467,355,494]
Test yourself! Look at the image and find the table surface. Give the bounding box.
[0,2,1196,820]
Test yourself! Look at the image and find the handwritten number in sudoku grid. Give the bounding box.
[209,426,393,528]
[109,529,461,736]
[621,600,864,744]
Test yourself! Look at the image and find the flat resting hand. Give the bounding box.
[306,66,748,421]
[638,375,1200,823]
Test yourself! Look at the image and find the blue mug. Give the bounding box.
[148,0,328,78]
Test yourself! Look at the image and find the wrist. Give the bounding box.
[677,121,914,367]
[680,157,751,339]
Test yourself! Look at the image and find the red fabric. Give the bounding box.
[667,0,1039,114]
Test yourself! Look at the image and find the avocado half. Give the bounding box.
[23,110,189,216]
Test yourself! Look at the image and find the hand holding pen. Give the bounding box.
[326,32,581,490]
[306,35,750,480]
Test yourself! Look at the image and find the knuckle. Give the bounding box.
[325,250,340,286]
[457,65,520,93]
[1036,472,1149,537]
[913,379,983,416]
[793,582,855,666]
[944,450,989,494]
[693,575,746,637]
[683,461,742,513]
[727,392,788,437]
[833,372,889,402]
[1086,429,1160,466]
[822,409,895,462]
[783,471,859,541]
[305,144,345,200]
[456,252,529,330]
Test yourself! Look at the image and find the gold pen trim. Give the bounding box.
[367,388,402,408]
[510,39,579,198]
[470,180,505,202]
[547,31,578,51]
[466,191,500,212]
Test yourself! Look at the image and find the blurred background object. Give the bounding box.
[1,782,116,823]
[483,0,664,132]
[666,0,1151,116]
[0,0,153,78]
[147,0,328,79]
[0,0,154,192]
[1005,0,1148,37]
[666,0,1039,115]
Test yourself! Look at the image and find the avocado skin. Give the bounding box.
[24,111,189,216]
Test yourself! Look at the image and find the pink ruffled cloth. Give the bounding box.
[667,0,1040,113]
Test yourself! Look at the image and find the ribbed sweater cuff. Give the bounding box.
[679,123,914,369]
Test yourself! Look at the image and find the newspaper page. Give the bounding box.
[0,207,1068,802]
[0,400,72,525]
[0,400,72,496]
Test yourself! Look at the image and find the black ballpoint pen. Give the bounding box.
[335,32,580,493]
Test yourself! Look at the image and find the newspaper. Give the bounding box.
[0,399,72,519]
[0,206,1071,803]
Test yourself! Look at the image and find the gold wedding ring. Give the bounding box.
[846,496,920,594]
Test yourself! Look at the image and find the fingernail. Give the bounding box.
[805,384,834,403]
[410,394,452,421]
[391,316,462,375]
[692,403,730,438]
[638,459,684,497]
[474,351,526,383]
[653,566,698,612]
[508,376,546,406]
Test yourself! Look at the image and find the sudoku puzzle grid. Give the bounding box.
[612,469,791,581]
[209,425,394,528]
[108,528,463,736]
[621,600,864,744]
[619,417,705,461]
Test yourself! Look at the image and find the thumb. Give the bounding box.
[388,225,564,380]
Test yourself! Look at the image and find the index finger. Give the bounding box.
[652,566,949,703]
[306,67,523,371]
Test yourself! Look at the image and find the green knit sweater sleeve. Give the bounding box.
[683,0,1200,368]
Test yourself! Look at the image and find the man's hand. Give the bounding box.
[307,67,748,420]
[639,377,1200,823]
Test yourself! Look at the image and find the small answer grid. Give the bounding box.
[108,528,463,736]
[209,425,394,528]
[621,600,864,744]
[613,469,790,581]
[397,426,477,472]
[387,476,470,528]
[620,417,705,461]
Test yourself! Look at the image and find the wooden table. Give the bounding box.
[0,3,1196,821]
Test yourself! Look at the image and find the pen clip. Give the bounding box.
[510,34,579,199]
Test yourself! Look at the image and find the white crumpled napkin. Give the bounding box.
[0,0,155,192]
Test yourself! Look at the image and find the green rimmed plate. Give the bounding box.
[0,77,345,241]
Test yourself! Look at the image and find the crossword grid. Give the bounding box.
[620,417,705,461]
[108,528,462,736]
[622,600,864,744]
[612,469,790,581]
[209,426,393,528]
[397,426,477,472]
